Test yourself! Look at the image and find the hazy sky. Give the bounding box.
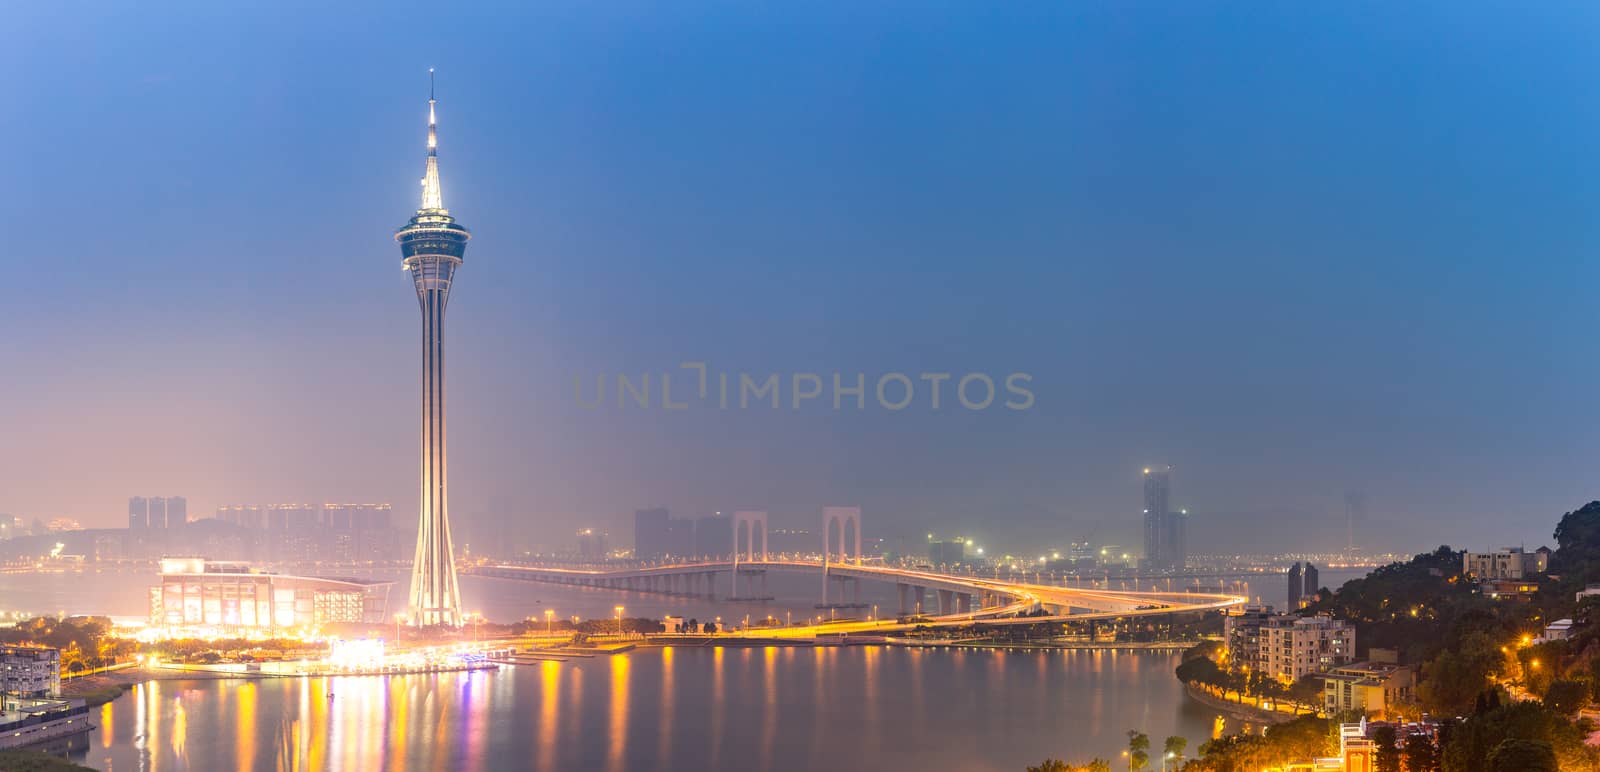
[6,1,1598,555]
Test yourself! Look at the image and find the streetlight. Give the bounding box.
[615,606,625,636]
[544,609,554,635]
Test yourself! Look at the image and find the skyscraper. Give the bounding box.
[128,497,148,530]
[1287,562,1303,607]
[1303,562,1319,603]
[148,497,168,530]
[1140,467,1189,571]
[1166,508,1189,570]
[398,71,470,627]
[1142,466,1171,569]
[634,508,671,559]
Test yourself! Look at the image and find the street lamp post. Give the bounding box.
[545,609,554,635]
[614,605,624,637]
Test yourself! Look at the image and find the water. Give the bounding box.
[76,647,1222,772]
[5,566,1374,771]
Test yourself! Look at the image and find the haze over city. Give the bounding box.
[8,1,1598,557]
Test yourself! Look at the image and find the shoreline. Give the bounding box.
[1182,682,1299,725]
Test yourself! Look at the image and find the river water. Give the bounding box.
[76,647,1224,772]
[2,566,1367,771]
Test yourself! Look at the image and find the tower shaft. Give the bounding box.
[408,257,461,626]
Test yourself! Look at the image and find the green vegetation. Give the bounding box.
[1178,715,1336,771]
[1126,730,1150,770]
[1371,725,1400,772]
[1153,501,1600,772]
[0,616,136,673]
[145,637,325,664]
[72,683,128,707]
[1174,645,1324,714]
[1486,738,1557,772]
[1440,700,1593,771]
[0,750,93,772]
[1025,761,1109,772]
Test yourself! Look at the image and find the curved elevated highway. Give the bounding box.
[467,560,1246,636]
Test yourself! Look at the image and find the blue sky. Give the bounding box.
[6,1,1599,555]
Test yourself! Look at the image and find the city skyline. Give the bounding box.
[6,5,1600,770]
[6,2,1599,558]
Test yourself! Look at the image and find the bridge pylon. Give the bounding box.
[820,506,862,604]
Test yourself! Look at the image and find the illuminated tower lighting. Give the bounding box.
[397,69,470,627]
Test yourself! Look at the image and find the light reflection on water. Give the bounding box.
[78,648,1227,772]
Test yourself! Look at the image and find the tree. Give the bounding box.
[1486,738,1557,772]
[1025,761,1067,772]
[1440,701,1598,772]
[1418,631,1503,715]
[1403,731,1438,772]
[1543,678,1588,715]
[1372,725,1401,772]
[1127,730,1150,771]
[1552,501,1600,588]
[1287,674,1323,711]
[1161,736,1186,768]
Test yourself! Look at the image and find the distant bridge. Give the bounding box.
[462,559,1246,634]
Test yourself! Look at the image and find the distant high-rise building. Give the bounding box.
[634,507,672,559]
[667,517,695,557]
[1167,509,1189,570]
[768,528,813,555]
[168,497,187,527]
[1288,562,1304,607]
[216,505,265,529]
[632,507,697,559]
[323,503,397,561]
[1141,466,1186,570]
[148,497,168,529]
[129,497,149,530]
[1303,562,1320,602]
[693,514,732,559]
[576,528,609,559]
[267,504,318,531]
[928,536,968,566]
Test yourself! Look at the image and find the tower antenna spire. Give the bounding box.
[420,69,443,210]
